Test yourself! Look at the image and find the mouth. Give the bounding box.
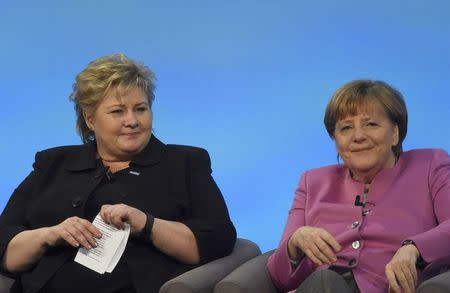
[121,132,141,136]
[351,147,372,153]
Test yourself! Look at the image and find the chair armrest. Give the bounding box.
[159,238,261,293]
[214,250,277,293]
[420,256,450,282]
[418,257,450,293]
[0,274,14,293]
[418,270,450,293]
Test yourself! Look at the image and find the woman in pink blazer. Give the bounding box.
[267,80,450,293]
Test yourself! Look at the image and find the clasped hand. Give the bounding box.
[45,204,147,249]
[288,226,341,266]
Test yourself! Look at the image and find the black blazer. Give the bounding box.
[0,135,236,293]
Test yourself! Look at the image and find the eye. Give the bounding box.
[136,106,148,112]
[366,122,378,127]
[340,125,352,131]
[110,109,123,114]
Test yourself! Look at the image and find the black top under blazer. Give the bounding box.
[0,135,236,293]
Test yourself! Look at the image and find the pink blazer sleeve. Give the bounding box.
[267,173,315,292]
[409,149,450,263]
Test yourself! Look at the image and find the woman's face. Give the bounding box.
[84,86,152,161]
[334,102,399,182]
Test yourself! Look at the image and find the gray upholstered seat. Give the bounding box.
[0,238,261,293]
[214,250,277,293]
[215,249,450,293]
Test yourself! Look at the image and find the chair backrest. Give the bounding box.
[0,274,14,293]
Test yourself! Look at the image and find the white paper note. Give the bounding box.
[74,214,130,274]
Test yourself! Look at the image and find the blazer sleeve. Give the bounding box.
[180,148,237,264]
[409,149,450,263]
[267,172,315,292]
[0,151,48,274]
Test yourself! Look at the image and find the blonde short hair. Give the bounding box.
[324,80,408,158]
[69,53,156,143]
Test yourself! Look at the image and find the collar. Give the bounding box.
[130,134,166,166]
[64,134,166,171]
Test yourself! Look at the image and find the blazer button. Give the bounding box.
[352,240,361,249]
[351,221,359,229]
[72,196,82,208]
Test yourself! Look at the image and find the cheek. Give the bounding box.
[97,119,122,135]
[334,137,346,152]
[335,143,346,159]
[142,114,152,127]
[382,133,396,148]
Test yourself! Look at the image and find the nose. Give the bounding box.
[124,111,138,128]
[352,126,367,142]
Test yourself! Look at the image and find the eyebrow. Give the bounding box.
[337,116,377,124]
[134,102,149,107]
[106,102,149,109]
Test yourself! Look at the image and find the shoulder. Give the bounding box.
[400,148,450,165]
[297,164,346,188]
[166,144,208,155]
[36,144,87,157]
[304,164,345,179]
[33,144,92,169]
[164,144,212,171]
[165,144,210,161]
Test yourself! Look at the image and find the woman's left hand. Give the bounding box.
[385,244,420,293]
[100,204,147,234]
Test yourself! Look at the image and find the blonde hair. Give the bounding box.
[69,53,156,143]
[324,80,408,158]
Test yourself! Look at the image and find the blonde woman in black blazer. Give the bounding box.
[0,54,236,293]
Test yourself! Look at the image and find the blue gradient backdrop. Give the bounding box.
[1,1,449,252]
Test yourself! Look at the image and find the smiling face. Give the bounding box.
[84,86,152,161]
[334,102,399,183]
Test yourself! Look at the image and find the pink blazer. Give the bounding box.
[267,149,450,293]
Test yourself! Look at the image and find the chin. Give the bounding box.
[348,161,377,172]
[119,142,147,154]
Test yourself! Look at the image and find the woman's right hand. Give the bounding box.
[288,226,341,266]
[2,217,102,273]
[45,217,102,249]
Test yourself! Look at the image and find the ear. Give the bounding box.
[83,111,95,131]
[392,124,399,146]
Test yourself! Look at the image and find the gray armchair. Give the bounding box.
[417,258,450,293]
[160,238,261,293]
[214,250,276,293]
[0,276,13,293]
[418,271,450,293]
[0,238,261,293]
[215,249,450,293]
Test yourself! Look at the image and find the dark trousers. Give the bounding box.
[296,269,360,293]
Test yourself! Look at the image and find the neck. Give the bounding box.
[350,153,397,183]
[98,155,130,163]
[351,171,376,184]
[96,151,132,163]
